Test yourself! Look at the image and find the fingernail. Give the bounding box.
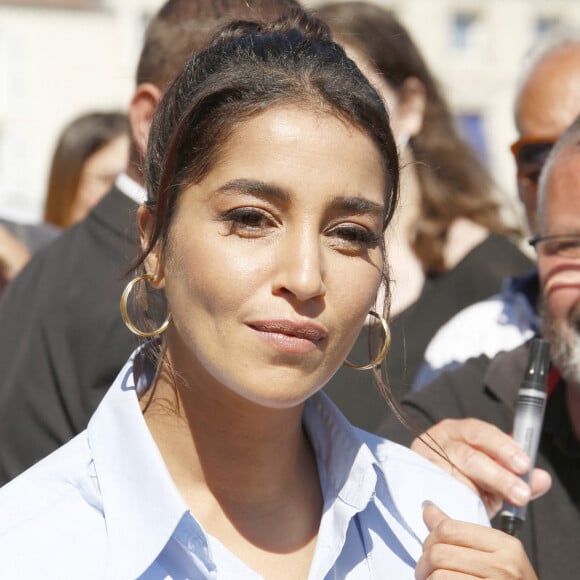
[422,500,434,509]
[511,482,531,504]
[512,452,530,472]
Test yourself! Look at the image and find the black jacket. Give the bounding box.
[0,187,140,484]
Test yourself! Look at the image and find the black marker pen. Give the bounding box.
[500,337,550,536]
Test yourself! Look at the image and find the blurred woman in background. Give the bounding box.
[43,111,129,228]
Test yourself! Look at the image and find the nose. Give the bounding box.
[273,229,326,302]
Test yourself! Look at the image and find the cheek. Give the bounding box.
[165,231,267,315]
[541,263,580,294]
[542,269,580,326]
[540,260,577,332]
[329,257,383,319]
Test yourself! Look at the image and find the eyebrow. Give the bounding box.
[329,196,385,216]
[216,179,289,202]
[216,178,385,216]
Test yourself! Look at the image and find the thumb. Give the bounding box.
[422,501,450,532]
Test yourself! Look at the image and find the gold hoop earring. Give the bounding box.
[344,310,391,371]
[120,274,172,338]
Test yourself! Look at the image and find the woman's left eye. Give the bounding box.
[329,224,381,250]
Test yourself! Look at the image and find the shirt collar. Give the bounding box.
[88,353,419,579]
[304,392,379,510]
[304,392,418,578]
[483,341,531,408]
[87,348,191,580]
[304,393,375,578]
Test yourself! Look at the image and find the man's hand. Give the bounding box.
[411,418,552,517]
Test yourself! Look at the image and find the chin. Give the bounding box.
[249,355,337,401]
[230,373,324,410]
[242,385,318,410]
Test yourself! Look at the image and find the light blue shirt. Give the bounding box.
[0,349,488,579]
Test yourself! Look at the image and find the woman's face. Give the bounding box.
[342,45,400,128]
[150,104,388,409]
[70,134,130,225]
[343,44,425,152]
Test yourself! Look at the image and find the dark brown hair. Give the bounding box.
[139,13,399,273]
[43,111,129,228]
[316,1,520,274]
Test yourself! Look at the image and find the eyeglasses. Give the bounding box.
[529,233,580,259]
[510,136,557,184]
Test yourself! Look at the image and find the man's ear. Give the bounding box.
[137,204,165,288]
[129,83,163,159]
[395,76,426,139]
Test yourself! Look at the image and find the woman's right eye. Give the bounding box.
[220,207,276,237]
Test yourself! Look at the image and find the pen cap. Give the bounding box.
[521,337,550,392]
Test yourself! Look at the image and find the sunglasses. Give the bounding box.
[510,136,557,184]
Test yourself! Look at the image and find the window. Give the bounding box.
[451,11,479,51]
[456,112,489,167]
[534,16,560,40]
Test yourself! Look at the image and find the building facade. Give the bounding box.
[0,0,579,221]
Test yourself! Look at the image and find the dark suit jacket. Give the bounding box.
[0,217,60,252]
[0,186,140,485]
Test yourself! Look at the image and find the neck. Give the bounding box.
[443,218,489,270]
[141,357,323,560]
[141,357,321,515]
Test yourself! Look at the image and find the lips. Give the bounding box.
[248,319,328,354]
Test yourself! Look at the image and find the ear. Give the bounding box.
[128,83,163,159]
[395,76,426,139]
[137,204,165,288]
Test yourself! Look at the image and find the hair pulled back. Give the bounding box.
[139,13,399,265]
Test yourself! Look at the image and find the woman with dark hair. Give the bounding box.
[44,111,129,228]
[0,13,535,579]
[318,2,534,417]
